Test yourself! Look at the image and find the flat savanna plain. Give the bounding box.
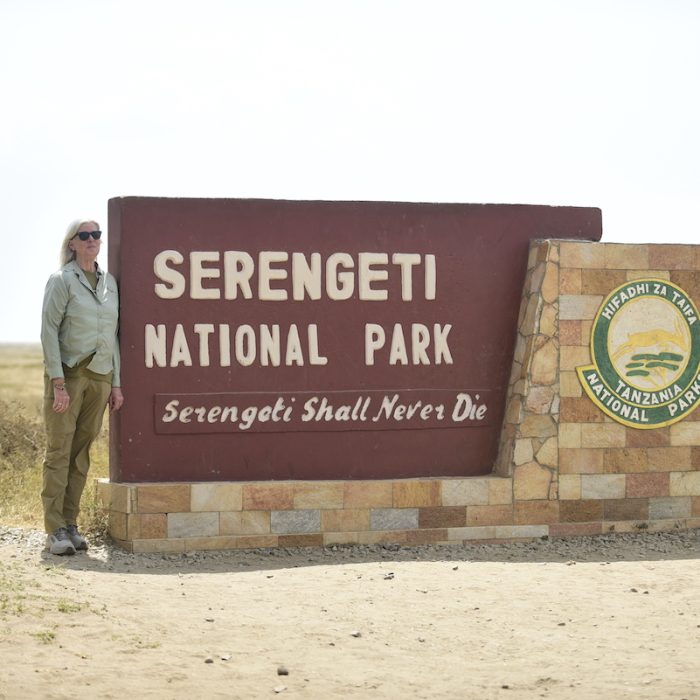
[0,345,699,699]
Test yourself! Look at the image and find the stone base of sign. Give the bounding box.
[95,476,700,553]
[99,240,700,552]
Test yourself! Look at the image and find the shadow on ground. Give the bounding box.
[31,528,700,577]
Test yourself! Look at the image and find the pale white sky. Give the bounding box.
[1,0,698,342]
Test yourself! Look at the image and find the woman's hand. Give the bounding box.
[109,387,124,411]
[52,381,70,413]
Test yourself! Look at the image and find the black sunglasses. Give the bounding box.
[74,230,102,241]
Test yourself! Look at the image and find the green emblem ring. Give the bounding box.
[577,278,700,429]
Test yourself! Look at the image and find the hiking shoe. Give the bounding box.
[46,528,76,556]
[66,524,88,551]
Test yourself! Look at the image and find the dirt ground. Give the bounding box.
[1,528,699,700]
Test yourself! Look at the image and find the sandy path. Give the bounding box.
[1,529,699,699]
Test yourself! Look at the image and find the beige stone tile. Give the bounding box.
[604,498,648,521]
[495,525,549,539]
[541,263,559,304]
[670,422,700,446]
[580,423,626,448]
[128,513,167,540]
[132,538,186,554]
[519,414,557,439]
[230,535,279,549]
[647,447,692,471]
[540,304,558,337]
[581,320,593,343]
[560,345,591,370]
[559,320,582,346]
[525,386,555,414]
[168,512,219,538]
[442,478,489,506]
[580,474,626,499]
[137,484,190,514]
[559,448,604,474]
[294,482,344,509]
[626,269,671,281]
[95,478,111,505]
[220,510,271,535]
[549,242,560,264]
[509,360,524,384]
[560,396,605,423]
[505,396,523,424]
[97,480,133,513]
[604,244,649,270]
[466,504,513,526]
[513,501,559,525]
[559,268,582,294]
[511,379,528,397]
[529,261,546,295]
[456,525,551,541]
[184,536,242,551]
[447,525,497,540]
[648,244,696,270]
[530,338,559,386]
[649,496,691,520]
[321,509,370,532]
[109,511,127,541]
[560,371,583,398]
[581,269,627,295]
[626,473,669,498]
[559,295,603,321]
[513,439,534,466]
[279,534,325,548]
[242,483,294,510]
[536,438,558,468]
[669,472,700,497]
[559,423,581,449]
[419,506,467,529]
[513,333,528,365]
[488,477,513,505]
[513,463,553,500]
[343,481,393,508]
[560,242,606,269]
[558,475,582,500]
[604,448,649,474]
[191,483,243,512]
[393,480,441,507]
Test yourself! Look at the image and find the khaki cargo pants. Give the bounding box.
[42,374,111,534]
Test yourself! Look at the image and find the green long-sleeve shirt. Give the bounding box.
[41,259,121,386]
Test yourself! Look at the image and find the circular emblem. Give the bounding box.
[577,279,700,428]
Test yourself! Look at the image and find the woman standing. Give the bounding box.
[41,219,124,555]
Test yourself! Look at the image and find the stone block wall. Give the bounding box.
[98,240,700,552]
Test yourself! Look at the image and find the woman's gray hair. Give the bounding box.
[59,219,99,266]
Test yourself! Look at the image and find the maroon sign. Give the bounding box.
[108,198,601,482]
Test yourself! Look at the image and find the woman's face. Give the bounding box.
[70,221,102,259]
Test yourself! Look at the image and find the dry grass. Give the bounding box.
[0,344,109,531]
